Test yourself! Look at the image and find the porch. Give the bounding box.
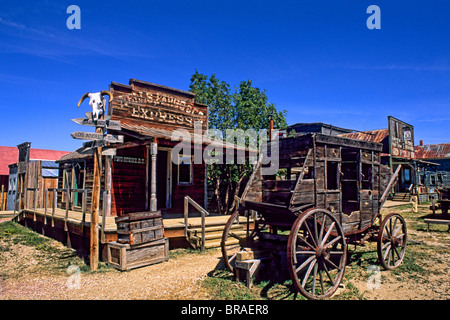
[14,187,234,258]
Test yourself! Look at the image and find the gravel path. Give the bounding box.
[0,248,223,300]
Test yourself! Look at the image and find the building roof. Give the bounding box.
[339,128,389,144]
[57,122,258,163]
[0,146,70,175]
[414,143,450,159]
[288,122,354,134]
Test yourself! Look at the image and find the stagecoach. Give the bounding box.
[221,133,406,300]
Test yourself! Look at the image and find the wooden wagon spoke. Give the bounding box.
[301,257,317,288]
[313,214,319,245]
[296,255,316,274]
[392,244,401,261]
[322,261,335,287]
[311,263,318,295]
[320,221,336,246]
[324,235,342,249]
[228,252,237,264]
[304,221,318,248]
[324,257,341,271]
[297,235,315,251]
[381,241,391,250]
[318,214,327,244]
[296,250,316,255]
[329,251,344,255]
[318,265,325,295]
[383,244,392,261]
[392,224,402,238]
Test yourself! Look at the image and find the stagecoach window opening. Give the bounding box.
[326,161,339,190]
[361,163,373,190]
[178,155,193,185]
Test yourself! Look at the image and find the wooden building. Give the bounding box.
[57,79,211,218]
[414,141,450,196]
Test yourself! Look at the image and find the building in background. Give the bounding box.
[287,122,354,137]
[0,144,69,211]
[414,141,450,193]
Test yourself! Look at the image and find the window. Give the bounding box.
[419,174,425,185]
[178,155,193,185]
[430,175,436,185]
[327,162,339,190]
[403,168,411,182]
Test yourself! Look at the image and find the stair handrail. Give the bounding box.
[184,196,209,251]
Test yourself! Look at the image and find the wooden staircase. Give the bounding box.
[187,220,247,250]
[391,192,410,202]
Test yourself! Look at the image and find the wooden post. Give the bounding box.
[150,141,158,212]
[90,121,103,271]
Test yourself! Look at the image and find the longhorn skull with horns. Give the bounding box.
[77,91,113,121]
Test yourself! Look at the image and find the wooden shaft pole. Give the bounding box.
[90,125,103,271]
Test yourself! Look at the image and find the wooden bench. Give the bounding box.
[424,218,450,232]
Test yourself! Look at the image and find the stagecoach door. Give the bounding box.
[341,148,361,214]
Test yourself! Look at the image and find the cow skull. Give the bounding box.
[77,91,113,121]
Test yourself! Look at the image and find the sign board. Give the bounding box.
[110,79,208,132]
[72,131,123,143]
[388,116,414,159]
[71,131,104,141]
[83,140,108,149]
[72,118,121,130]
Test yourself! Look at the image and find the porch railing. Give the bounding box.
[184,196,209,251]
[19,187,109,243]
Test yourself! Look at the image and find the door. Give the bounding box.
[153,149,172,209]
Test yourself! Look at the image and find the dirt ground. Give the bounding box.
[0,204,449,300]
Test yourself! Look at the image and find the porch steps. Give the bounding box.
[391,192,410,202]
[187,223,247,250]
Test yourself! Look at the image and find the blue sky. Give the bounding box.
[1,0,449,151]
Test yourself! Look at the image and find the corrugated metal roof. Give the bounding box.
[414,143,450,159]
[339,128,389,143]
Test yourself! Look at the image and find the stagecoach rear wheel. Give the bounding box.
[221,210,260,273]
[377,213,407,270]
[287,208,347,300]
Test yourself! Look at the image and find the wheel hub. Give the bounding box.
[315,246,330,260]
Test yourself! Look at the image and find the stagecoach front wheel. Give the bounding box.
[377,213,407,270]
[221,210,259,273]
[287,208,347,300]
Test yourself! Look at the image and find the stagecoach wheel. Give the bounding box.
[287,208,347,300]
[377,213,407,270]
[221,210,259,273]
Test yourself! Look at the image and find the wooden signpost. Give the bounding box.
[72,96,121,271]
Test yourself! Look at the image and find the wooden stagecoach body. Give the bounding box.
[221,133,407,300]
[241,133,394,234]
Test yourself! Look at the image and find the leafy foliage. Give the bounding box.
[189,70,287,213]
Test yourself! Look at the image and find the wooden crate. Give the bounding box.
[116,211,164,245]
[107,238,169,271]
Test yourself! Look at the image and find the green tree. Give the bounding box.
[189,70,287,214]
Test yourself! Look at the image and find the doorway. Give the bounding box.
[151,148,172,209]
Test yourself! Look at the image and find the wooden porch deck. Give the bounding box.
[17,207,232,244]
